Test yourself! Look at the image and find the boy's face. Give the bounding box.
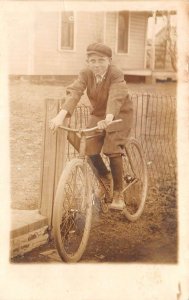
[86,54,111,76]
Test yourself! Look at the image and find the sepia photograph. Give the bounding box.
[0,1,189,299]
[9,6,177,264]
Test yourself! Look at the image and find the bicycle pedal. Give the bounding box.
[124,175,135,183]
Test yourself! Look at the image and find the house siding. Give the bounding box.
[7,11,148,75]
[34,11,105,75]
[105,12,148,70]
[6,12,34,74]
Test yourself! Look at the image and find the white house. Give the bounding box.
[6,10,150,81]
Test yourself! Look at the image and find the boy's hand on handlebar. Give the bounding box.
[97,114,114,130]
[97,119,111,130]
[49,116,64,133]
[49,109,68,133]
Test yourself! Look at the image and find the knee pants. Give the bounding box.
[86,114,132,156]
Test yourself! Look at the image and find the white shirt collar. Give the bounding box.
[95,71,107,83]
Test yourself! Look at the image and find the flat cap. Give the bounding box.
[86,42,112,58]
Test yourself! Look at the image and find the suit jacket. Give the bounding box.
[62,64,133,132]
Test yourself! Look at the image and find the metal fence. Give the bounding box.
[131,93,176,184]
[66,93,177,186]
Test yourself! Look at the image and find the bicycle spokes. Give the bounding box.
[60,166,88,255]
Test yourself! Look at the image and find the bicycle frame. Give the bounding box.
[53,120,148,262]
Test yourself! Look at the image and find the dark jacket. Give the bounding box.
[62,64,133,132]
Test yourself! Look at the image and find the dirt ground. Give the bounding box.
[10,79,177,263]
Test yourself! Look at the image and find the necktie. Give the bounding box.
[96,74,102,85]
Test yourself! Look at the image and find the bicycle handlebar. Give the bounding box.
[59,119,122,133]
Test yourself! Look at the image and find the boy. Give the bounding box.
[49,42,133,210]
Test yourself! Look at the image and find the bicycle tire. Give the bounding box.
[53,158,92,262]
[122,138,148,222]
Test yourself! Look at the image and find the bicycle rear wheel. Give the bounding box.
[122,138,148,221]
[53,158,92,262]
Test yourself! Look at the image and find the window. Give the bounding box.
[60,11,74,50]
[117,11,129,53]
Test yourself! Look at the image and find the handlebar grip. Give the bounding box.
[59,119,122,133]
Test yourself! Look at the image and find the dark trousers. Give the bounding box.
[89,154,123,191]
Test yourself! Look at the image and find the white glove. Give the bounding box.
[97,114,114,130]
[49,109,68,133]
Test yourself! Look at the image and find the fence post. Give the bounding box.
[39,98,67,227]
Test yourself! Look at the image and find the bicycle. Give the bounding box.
[52,120,148,262]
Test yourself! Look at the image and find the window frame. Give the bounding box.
[115,11,130,55]
[58,11,76,52]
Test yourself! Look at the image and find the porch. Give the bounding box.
[122,68,176,83]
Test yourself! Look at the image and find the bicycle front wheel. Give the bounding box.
[53,158,92,262]
[122,138,148,222]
